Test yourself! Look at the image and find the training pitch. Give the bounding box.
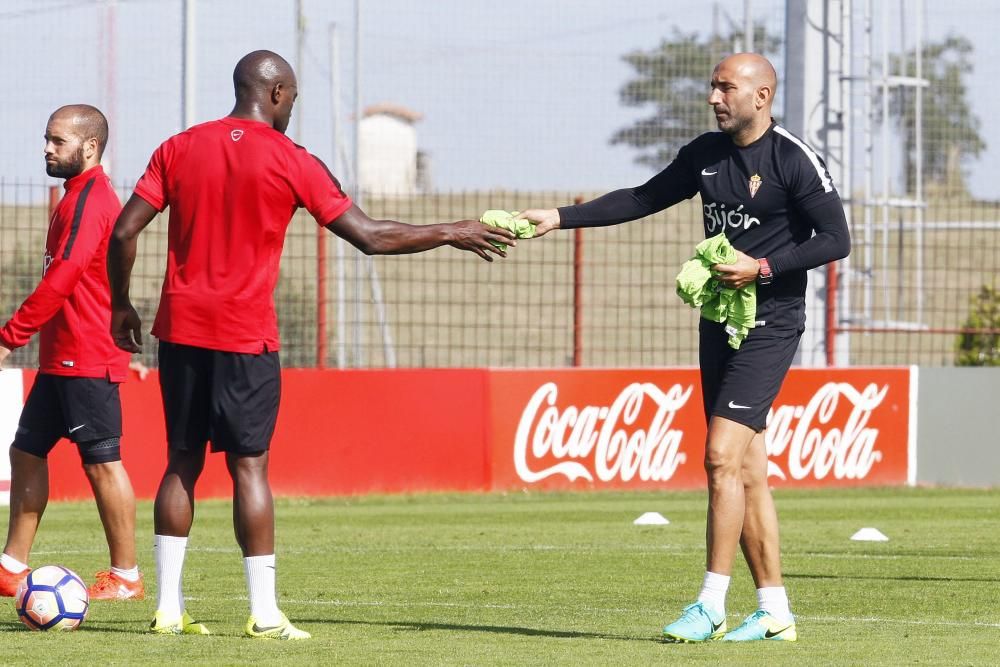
[0,487,996,665]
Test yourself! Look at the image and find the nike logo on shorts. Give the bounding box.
[727,401,751,410]
[69,424,86,433]
[701,168,718,176]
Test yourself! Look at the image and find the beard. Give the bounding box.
[715,110,753,137]
[45,146,85,178]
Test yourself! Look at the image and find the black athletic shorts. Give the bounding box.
[699,318,802,432]
[12,374,122,460]
[158,340,281,454]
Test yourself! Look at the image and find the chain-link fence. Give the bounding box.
[1,1,997,368]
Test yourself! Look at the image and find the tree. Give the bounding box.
[610,26,780,171]
[888,34,985,197]
[955,285,1000,367]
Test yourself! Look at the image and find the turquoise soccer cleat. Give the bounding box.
[722,609,797,642]
[662,601,727,642]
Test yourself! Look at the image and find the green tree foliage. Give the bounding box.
[610,26,780,170]
[955,285,1000,366]
[888,34,985,197]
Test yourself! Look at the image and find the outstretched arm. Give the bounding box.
[107,194,158,352]
[326,204,516,262]
[517,152,699,237]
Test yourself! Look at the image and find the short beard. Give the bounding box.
[717,113,753,138]
[46,146,85,178]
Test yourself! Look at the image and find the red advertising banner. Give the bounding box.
[6,366,912,501]
[487,368,913,491]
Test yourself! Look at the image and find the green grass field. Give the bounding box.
[0,488,997,665]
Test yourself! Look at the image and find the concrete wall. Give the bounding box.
[917,367,1000,486]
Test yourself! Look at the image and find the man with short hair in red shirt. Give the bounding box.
[108,50,514,639]
[0,104,144,601]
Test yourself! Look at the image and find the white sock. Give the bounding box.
[696,571,730,615]
[110,565,140,583]
[0,553,28,574]
[244,554,282,626]
[757,586,793,623]
[154,535,188,618]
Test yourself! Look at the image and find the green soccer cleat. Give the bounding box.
[149,610,212,635]
[245,612,311,640]
[662,601,727,642]
[722,609,797,642]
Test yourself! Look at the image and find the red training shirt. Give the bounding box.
[132,117,352,353]
[0,165,129,381]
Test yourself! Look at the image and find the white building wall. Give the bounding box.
[359,114,418,196]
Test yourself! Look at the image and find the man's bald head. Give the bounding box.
[708,53,778,144]
[49,104,108,158]
[715,53,778,98]
[234,50,296,98]
[231,50,298,133]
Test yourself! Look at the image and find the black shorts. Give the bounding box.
[12,374,122,460]
[158,340,281,455]
[699,318,801,432]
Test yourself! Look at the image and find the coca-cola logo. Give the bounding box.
[765,382,888,481]
[514,382,693,483]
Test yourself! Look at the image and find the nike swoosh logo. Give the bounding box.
[764,625,793,638]
[727,401,751,410]
[701,169,718,176]
[711,619,723,631]
[68,424,86,433]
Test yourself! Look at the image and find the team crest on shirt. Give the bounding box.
[231,129,244,142]
[749,173,762,198]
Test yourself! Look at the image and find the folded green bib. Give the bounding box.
[480,210,536,250]
[676,233,757,349]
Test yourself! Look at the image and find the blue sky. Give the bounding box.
[2,0,997,199]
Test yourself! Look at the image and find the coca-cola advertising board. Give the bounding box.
[488,368,914,491]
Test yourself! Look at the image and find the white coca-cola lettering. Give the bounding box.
[765,382,888,481]
[514,382,692,483]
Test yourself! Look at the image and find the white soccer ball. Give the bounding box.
[14,565,89,631]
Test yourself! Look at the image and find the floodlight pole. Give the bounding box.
[181,0,196,130]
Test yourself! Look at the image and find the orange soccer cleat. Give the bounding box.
[88,570,145,601]
[0,563,30,597]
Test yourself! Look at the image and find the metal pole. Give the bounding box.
[914,0,925,323]
[295,0,304,143]
[825,262,837,366]
[862,0,874,322]
[880,0,891,323]
[182,0,196,130]
[48,186,60,220]
[572,196,584,367]
[744,0,753,52]
[352,0,363,366]
[836,0,854,365]
[102,0,117,173]
[330,22,347,369]
[316,226,327,368]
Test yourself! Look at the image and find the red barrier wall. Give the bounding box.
[32,369,492,501]
[20,366,913,501]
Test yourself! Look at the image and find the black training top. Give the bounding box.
[558,121,851,331]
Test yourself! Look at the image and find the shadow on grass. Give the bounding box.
[321,618,663,643]
[0,617,228,636]
[786,572,1000,583]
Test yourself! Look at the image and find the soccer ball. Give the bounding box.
[14,565,89,631]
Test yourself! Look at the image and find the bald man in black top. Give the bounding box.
[520,53,850,643]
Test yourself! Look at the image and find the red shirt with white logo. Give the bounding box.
[0,165,129,381]
[132,117,352,353]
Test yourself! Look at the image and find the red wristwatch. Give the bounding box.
[757,258,773,285]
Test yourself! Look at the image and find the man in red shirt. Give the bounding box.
[108,50,514,639]
[0,105,143,601]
